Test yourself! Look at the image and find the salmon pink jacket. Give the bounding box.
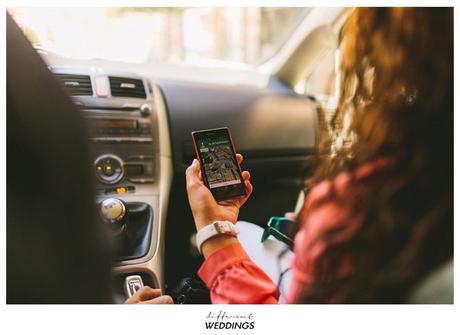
[197,159,390,303]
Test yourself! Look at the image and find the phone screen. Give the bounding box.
[192,128,246,201]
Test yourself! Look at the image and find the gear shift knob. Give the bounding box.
[100,198,127,235]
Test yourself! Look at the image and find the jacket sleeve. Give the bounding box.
[198,170,370,304]
[198,242,280,304]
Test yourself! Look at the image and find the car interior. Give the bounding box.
[6,7,452,304]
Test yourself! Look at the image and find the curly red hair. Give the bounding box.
[302,8,453,303]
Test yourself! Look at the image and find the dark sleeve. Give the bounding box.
[7,13,113,303]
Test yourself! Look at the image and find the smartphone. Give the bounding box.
[191,127,246,201]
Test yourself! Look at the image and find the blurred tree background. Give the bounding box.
[9,7,310,66]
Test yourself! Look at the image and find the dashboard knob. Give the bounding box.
[100,198,127,234]
[140,104,151,117]
[94,154,124,184]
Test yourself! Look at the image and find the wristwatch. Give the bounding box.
[196,221,240,254]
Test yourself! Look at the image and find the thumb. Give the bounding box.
[186,159,202,188]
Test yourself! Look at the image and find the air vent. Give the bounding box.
[55,74,93,96]
[109,76,146,99]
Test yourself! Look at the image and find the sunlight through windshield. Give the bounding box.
[9,7,311,68]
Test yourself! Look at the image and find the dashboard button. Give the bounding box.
[94,154,124,184]
[104,165,114,176]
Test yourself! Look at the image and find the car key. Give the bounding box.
[124,275,144,298]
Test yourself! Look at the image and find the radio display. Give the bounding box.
[93,119,138,129]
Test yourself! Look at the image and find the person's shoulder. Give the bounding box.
[305,170,352,208]
[354,156,394,180]
[305,156,394,209]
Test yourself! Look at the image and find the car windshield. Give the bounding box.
[8,7,311,68]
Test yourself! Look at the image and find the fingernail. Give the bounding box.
[193,159,197,164]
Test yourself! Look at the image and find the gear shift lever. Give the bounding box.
[100,198,128,235]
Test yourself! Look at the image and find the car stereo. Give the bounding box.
[88,117,151,138]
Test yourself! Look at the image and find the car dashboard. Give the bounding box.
[50,64,318,300]
[52,67,173,300]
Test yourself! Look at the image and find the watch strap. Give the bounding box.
[196,221,239,254]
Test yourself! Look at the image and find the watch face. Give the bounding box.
[214,221,239,235]
[215,221,228,233]
[214,221,240,236]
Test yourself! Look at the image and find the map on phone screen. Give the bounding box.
[198,136,242,189]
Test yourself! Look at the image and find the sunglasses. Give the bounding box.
[261,216,298,249]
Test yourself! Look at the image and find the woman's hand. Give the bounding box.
[186,154,253,231]
[125,286,173,304]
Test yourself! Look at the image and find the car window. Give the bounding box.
[8,7,311,68]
